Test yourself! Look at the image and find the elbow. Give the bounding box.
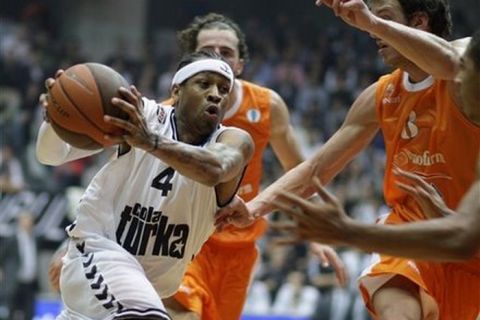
[198,167,223,187]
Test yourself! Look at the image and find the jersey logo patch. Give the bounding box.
[157,106,167,124]
[246,108,261,123]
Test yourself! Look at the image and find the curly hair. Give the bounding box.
[369,0,452,39]
[177,13,249,64]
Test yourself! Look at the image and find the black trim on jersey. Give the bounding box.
[115,308,172,320]
[170,110,178,141]
[117,142,132,157]
[213,128,248,207]
[215,165,248,208]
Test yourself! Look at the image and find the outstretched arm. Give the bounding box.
[249,82,379,217]
[316,0,466,80]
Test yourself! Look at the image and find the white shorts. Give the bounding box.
[58,235,171,320]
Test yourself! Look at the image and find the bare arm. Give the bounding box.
[36,121,102,166]
[318,0,467,80]
[366,20,465,80]
[148,128,253,186]
[268,90,304,170]
[250,82,379,217]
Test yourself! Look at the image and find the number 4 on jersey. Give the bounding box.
[151,167,175,196]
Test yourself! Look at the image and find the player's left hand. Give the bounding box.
[271,177,352,246]
[104,86,157,152]
[394,167,452,219]
[215,195,256,230]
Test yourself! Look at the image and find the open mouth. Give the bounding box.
[205,105,220,117]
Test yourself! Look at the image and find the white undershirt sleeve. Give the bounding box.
[36,122,102,166]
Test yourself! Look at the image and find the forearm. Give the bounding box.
[149,135,242,186]
[36,122,101,165]
[345,216,478,261]
[368,17,460,79]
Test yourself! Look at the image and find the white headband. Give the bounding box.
[171,59,234,92]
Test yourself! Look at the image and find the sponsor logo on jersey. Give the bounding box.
[394,150,446,167]
[246,108,261,123]
[116,203,189,259]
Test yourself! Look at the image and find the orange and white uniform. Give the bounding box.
[359,69,480,320]
[174,80,271,320]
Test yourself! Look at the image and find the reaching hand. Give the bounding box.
[104,86,157,151]
[315,0,376,32]
[394,167,452,219]
[215,195,256,230]
[310,242,349,287]
[271,177,352,246]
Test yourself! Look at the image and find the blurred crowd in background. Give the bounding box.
[0,1,476,319]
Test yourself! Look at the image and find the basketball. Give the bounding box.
[46,63,130,149]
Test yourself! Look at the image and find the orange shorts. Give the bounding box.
[359,215,480,320]
[174,239,258,320]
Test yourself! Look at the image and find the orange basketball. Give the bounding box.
[46,63,130,149]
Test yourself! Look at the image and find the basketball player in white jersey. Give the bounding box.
[36,50,254,320]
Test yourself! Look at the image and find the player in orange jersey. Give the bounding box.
[217,1,480,319]
[163,13,346,320]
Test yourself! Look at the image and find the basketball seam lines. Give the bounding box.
[58,78,108,135]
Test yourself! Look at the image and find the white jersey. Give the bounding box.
[67,98,228,297]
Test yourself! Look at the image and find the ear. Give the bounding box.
[171,84,181,105]
[409,12,429,32]
[234,59,245,77]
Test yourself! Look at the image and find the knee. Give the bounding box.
[376,305,421,320]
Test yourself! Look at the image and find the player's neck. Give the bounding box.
[402,62,430,83]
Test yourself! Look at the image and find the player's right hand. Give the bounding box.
[215,195,256,230]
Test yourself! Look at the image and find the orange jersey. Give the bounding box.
[376,69,480,221]
[209,80,272,246]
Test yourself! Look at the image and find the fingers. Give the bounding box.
[276,191,317,214]
[272,199,305,221]
[312,177,337,205]
[324,249,348,286]
[311,246,330,267]
[45,78,56,90]
[55,69,64,78]
[393,168,435,193]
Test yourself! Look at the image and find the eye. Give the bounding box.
[220,49,234,58]
[219,85,230,95]
[198,80,210,89]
